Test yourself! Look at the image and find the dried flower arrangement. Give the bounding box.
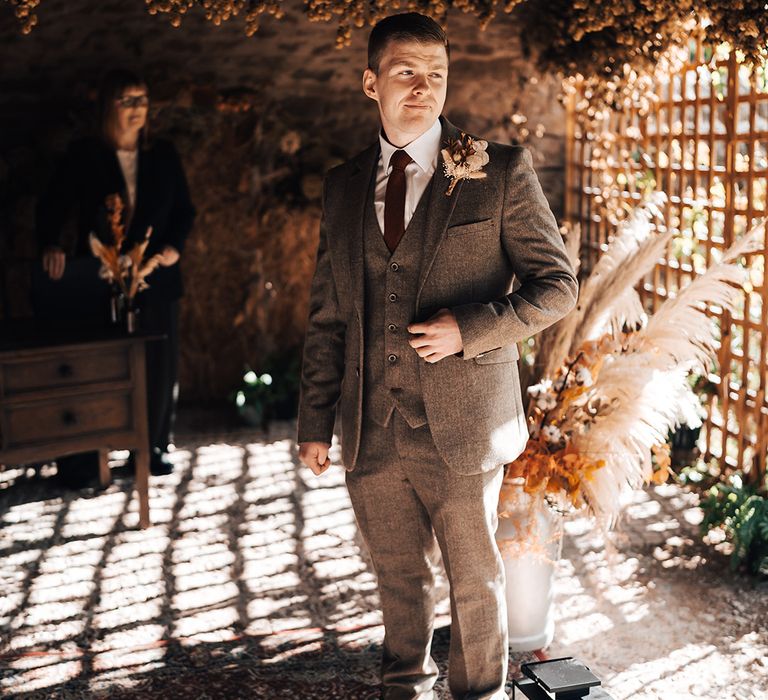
[88,194,161,308]
[507,193,766,530]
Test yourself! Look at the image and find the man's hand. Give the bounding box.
[157,245,180,267]
[407,308,463,363]
[42,246,66,280]
[299,441,332,476]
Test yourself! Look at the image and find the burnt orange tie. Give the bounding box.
[384,149,413,253]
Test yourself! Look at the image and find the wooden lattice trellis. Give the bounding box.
[565,36,768,487]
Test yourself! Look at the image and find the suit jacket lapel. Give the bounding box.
[343,142,379,316]
[415,116,464,311]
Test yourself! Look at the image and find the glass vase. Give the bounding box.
[110,289,138,334]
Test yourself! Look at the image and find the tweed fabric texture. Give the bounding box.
[362,169,434,430]
[297,116,579,473]
[347,411,509,700]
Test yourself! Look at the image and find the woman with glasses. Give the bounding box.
[36,68,196,485]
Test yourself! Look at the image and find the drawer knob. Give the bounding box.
[61,410,78,426]
[58,363,74,378]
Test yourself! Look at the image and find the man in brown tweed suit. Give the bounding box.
[298,12,578,700]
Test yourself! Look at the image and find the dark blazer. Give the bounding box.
[36,136,196,302]
[297,116,579,474]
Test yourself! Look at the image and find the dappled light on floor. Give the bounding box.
[1,425,766,698]
[0,427,384,697]
[550,486,768,699]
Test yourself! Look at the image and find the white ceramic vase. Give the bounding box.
[495,477,564,652]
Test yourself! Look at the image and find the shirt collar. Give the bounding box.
[379,117,442,175]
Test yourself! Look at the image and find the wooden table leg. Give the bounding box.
[98,449,111,487]
[135,448,150,528]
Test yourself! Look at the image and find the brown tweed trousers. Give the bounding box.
[298,116,578,699]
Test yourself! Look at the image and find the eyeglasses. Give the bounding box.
[116,95,149,109]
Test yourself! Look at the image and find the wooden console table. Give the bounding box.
[0,323,152,527]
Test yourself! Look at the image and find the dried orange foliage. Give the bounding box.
[507,440,605,510]
[505,335,617,510]
[88,194,160,302]
[106,193,126,251]
[650,442,672,485]
[6,0,39,33]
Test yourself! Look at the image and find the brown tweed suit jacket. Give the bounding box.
[298,116,578,474]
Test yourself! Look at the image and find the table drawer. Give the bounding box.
[3,392,133,448]
[2,347,130,396]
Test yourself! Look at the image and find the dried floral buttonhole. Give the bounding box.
[441,132,489,196]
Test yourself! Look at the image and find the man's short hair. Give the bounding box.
[368,12,450,74]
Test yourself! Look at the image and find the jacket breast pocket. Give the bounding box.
[473,343,520,364]
[445,218,496,238]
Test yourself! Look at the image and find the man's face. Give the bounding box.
[363,39,448,146]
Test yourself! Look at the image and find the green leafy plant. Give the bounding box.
[233,368,275,427]
[699,477,768,576]
[231,350,301,427]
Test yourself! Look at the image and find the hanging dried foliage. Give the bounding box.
[5,0,39,33]
[8,1,767,58]
[519,1,767,115]
[303,0,527,47]
[7,1,766,113]
[145,0,285,36]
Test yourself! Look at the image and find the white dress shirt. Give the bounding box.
[116,148,138,207]
[375,118,442,235]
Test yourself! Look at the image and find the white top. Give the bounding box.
[116,148,138,208]
[375,118,442,235]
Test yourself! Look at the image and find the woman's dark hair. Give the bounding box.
[97,68,149,148]
[367,12,450,74]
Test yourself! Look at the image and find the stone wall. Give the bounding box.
[0,0,567,400]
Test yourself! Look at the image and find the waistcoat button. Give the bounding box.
[390,262,400,271]
[387,353,397,363]
[388,323,397,332]
[388,293,398,302]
